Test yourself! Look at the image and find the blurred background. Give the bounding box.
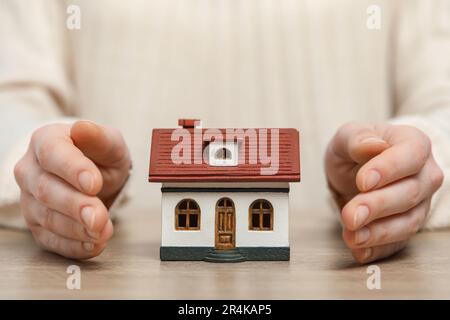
[1,0,443,223]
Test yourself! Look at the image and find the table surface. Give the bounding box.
[1,205,450,299]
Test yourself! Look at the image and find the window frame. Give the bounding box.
[175,199,201,231]
[248,199,274,231]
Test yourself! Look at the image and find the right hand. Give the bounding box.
[14,120,131,259]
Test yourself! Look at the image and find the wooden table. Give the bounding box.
[1,206,450,299]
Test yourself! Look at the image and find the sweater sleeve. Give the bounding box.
[0,1,131,229]
[0,0,75,228]
[389,0,450,229]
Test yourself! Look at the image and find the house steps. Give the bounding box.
[203,249,246,263]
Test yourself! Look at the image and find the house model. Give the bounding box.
[149,119,300,262]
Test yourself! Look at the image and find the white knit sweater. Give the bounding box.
[1,0,449,229]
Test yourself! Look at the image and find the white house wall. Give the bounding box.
[161,192,289,247]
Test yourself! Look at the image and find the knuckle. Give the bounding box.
[66,196,80,219]
[414,138,431,166]
[19,194,33,219]
[30,226,52,250]
[420,131,432,149]
[41,207,54,230]
[22,211,36,228]
[13,159,26,185]
[29,225,42,242]
[70,221,85,240]
[35,174,51,204]
[66,242,80,259]
[30,126,47,145]
[409,212,424,236]
[36,140,57,168]
[373,194,386,214]
[403,125,430,145]
[31,124,61,139]
[61,156,80,180]
[69,220,78,237]
[335,122,353,139]
[377,224,389,243]
[44,232,59,251]
[409,221,420,236]
[112,145,127,164]
[407,180,421,207]
[336,122,355,139]
[431,167,444,190]
[382,156,400,177]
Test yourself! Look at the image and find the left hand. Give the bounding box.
[325,122,444,263]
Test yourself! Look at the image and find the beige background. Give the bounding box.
[1,0,450,299]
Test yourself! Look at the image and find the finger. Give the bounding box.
[22,158,109,234]
[30,225,106,260]
[342,159,439,230]
[31,129,103,195]
[14,149,36,191]
[98,219,114,248]
[21,192,101,242]
[342,199,430,249]
[350,241,408,264]
[330,122,390,163]
[70,121,130,168]
[356,125,431,192]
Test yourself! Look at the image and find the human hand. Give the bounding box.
[325,122,444,263]
[14,121,131,259]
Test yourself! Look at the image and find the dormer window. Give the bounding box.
[215,147,232,160]
[208,142,238,166]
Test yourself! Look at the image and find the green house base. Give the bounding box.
[160,246,290,262]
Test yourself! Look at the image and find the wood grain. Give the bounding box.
[1,205,450,299]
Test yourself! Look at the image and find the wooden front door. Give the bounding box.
[215,198,235,250]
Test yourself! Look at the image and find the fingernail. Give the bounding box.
[354,205,370,229]
[86,229,100,240]
[356,227,371,244]
[83,242,95,252]
[364,170,381,190]
[361,137,385,144]
[363,248,373,260]
[79,171,94,193]
[81,206,95,230]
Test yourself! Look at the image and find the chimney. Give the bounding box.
[178,119,202,129]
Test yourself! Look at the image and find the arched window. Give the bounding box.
[175,199,200,230]
[249,199,273,231]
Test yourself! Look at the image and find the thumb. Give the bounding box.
[70,120,128,168]
[333,123,390,164]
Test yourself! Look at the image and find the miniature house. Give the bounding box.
[149,119,300,262]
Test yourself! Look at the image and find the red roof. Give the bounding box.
[149,124,300,183]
